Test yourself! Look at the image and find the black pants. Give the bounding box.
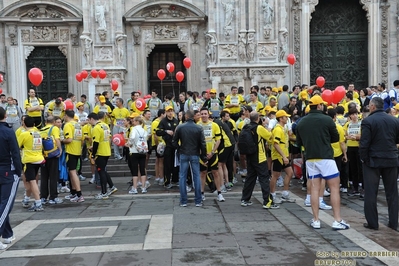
[241,156,271,204]
[301,157,307,188]
[340,159,349,189]
[96,156,114,195]
[230,113,240,122]
[128,153,146,176]
[40,157,59,200]
[164,146,178,185]
[81,143,87,160]
[347,146,363,191]
[226,147,234,182]
[363,164,398,230]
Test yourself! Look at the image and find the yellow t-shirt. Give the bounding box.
[63,121,83,156]
[39,124,61,140]
[16,126,27,138]
[224,94,245,114]
[48,102,65,119]
[17,128,45,164]
[93,104,112,125]
[343,120,361,147]
[220,126,232,148]
[197,121,221,153]
[82,124,93,146]
[92,121,111,156]
[271,124,289,164]
[248,101,264,112]
[256,125,273,163]
[24,97,44,117]
[112,107,130,126]
[151,118,164,146]
[332,123,345,157]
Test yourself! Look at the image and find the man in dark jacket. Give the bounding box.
[156,105,179,188]
[0,107,22,249]
[359,97,399,231]
[172,110,207,207]
[296,95,350,230]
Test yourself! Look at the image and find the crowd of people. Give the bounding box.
[1,80,399,249]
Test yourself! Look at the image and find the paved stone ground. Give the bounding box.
[1,174,399,266]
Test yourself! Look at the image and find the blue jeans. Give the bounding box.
[179,154,201,205]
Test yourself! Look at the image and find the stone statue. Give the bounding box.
[246,33,256,61]
[115,34,127,64]
[80,35,92,66]
[278,28,288,62]
[132,26,141,45]
[95,1,107,30]
[222,0,235,27]
[262,0,274,25]
[206,33,217,64]
[98,47,112,60]
[238,32,247,61]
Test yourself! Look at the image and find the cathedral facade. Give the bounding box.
[0,0,397,103]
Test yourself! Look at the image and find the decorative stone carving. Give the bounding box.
[141,4,190,18]
[24,46,35,59]
[278,28,288,62]
[360,0,372,22]
[211,69,246,80]
[60,29,69,42]
[133,26,141,45]
[32,26,58,42]
[380,0,389,83]
[18,5,66,18]
[80,35,93,66]
[97,47,113,60]
[246,32,256,61]
[191,25,199,44]
[115,34,127,64]
[308,0,319,21]
[292,2,301,84]
[258,43,278,58]
[97,29,107,41]
[179,29,189,41]
[263,26,272,39]
[145,44,155,57]
[58,45,68,57]
[178,43,188,55]
[222,0,235,37]
[8,25,18,46]
[238,32,247,61]
[154,25,178,39]
[206,32,218,64]
[220,44,237,58]
[21,29,31,43]
[250,68,285,79]
[95,1,108,30]
[70,26,79,46]
[143,29,153,41]
[262,0,274,25]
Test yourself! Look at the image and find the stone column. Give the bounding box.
[367,1,380,85]
[8,45,26,103]
[300,1,317,85]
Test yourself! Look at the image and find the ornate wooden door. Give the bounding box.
[148,44,186,100]
[26,47,68,103]
[310,0,368,89]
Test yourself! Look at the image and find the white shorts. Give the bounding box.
[306,159,339,180]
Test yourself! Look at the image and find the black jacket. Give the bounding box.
[172,119,206,160]
[0,122,22,177]
[156,116,179,147]
[359,109,399,168]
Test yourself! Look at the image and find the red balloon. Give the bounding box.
[144,94,151,99]
[0,74,3,83]
[176,71,184,83]
[183,58,192,69]
[98,69,107,79]
[75,73,83,82]
[135,98,146,111]
[316,76,325,88]
[321,89,333,105]
[28,67,43,86]
[287,54,296,65]
[332,86,346,104]
[166,62,175,73]
[112,133,126,147]
[157,69,166,81]
[91,69,98,78]
[81,70,88,79]
[0,88,2,94]
[110,80,118,91]
[64,100,74,110]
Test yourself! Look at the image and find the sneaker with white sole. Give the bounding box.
[273,196,282,204]
[70,196,85,202]
[241,200,253,207]
[48,198,63,204]
[64,194,76,200]
[21,199,30,208]
[165,183,173,189]
[2,236,15,244]
[60,186,70,193]
[281,194,296,203]
[195,203,203,207]
[180,203,187,207]
[263,203,280,209]
[145,181,151,189]
[217,194,225,202]
[340,188,348,193]
[0,242,7,250]
[324,189,331,197]
[202,194,206,201]
[304,199,311,207]
[155,177,160,183]
[129,188,138,194]
[158,178,164,185]
[79,175,86,181]
[28,204,44,212]
[310,219,321,229]
[301,186,307,191]
[186,186,192,193]
[332,220,350,230]
[107,186,118,196]
[319,200,332,210]
[89,177,96,184]
[137,181,142,187]
[95,193,109,200]
[141,188,147,194]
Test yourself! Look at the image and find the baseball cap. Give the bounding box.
[165,105,173,111]
[114,91,119,96]
[309,95,327,106]
[272,87,279,93]
[222,108,231,114]
[394,103,399,110]
[130,112,139,118]
[76,102,84,108]
[210,89,217,94]
[276,110,291,118]
[74,115,79,121]
[99,95,106,103]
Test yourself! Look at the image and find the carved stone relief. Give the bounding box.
[205,32,218,64]
[278,28,288,62]
[154,25,178,39]
[191,24,198,44]
[8,25,18,46]
[97,29,107,41]
[292,1,301,84]
[24,46,35,59]
[58,45,68,57]
[15,5,68,18]
[143,29,153,41]
[60,29,69,42]
[258,43,277,58]
[140,4,190,18]
[145,44,155,57]
[95,1,108,30]
[133,26,141,45]
[70,26,79,46]
[80,35,93,66]
[262,0,274,39]
[380,1,389,83]
[179,29,189,41]
[237,32,247,61]
[250,68,285,79]
[178,43,188,55]
[360,0,372,22]
[219,44,237,58]
[115,34,127,65]
[21,29,31,43]
[246,32,256,61]
[96,46,113,60]
[222,0,235,37]
[32,26,58,42]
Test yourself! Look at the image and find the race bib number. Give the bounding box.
[102,125,111,140]
[192,103,199,111]
[99,106,108,113]
[203,125,212,142]
[347,124,360,136]
[32,132,42,151]
[30,98,39,107]
[150,100,159,109]
[74,123,83,140]
[7,107,18,117]
[116,119,124,127]
[230,96,239,105]
[53,107,62,116]
[210,100,219,111]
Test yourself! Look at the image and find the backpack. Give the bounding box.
[135,129,148,154]
[42,126,61,158]
[237,124,259,155]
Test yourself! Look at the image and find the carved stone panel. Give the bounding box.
[60,29,69,42]
[95,46,113,61]
[21,29,31,43]
[58,45,68,57]
[133,26,141,45]
[8,25,18,46]
[154,25,178,39]
[32,26,58,42]
[219,44,237,58]
[24,46,35,59]
[179,28,189,41]
[258,43,278,58]
[143,29,153,41]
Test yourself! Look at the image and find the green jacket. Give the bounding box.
[296,110,339,160]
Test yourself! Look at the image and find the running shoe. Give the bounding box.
[241,200,253,207]
[281,194,296,203]
[310,219,321,229]
[332,220,350,230]
[48,198,63,204]
[217,194,225,202]
[70,196,85,202]
[319,201,332,210]
[129,188,138,194]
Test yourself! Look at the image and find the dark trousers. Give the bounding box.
[334,154,349,189]
[347,146,363,190]
[0,173,19,238]
[226,147,234,182]
[164,146,178,185]
[40,157,59,200]
[241,156,271,204]
[96,156,114,195]
[363,164,398,230]
[81,143,88,160]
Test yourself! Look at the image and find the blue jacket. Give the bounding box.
[0,122,22,177]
